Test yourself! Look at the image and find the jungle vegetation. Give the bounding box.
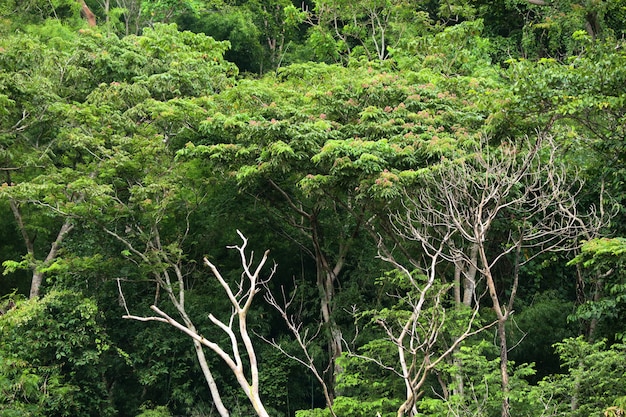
[1,1,626,416]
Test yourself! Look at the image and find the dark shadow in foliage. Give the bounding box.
[178,10,265,74]
[507,290,577,382]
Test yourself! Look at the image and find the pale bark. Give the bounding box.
[118,230,273,417]
[9,200,74,299]
[375,233,495,417]
[267,178,361,404]
[264,283,338,417]
[389,135,607,417]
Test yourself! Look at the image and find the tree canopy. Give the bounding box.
[1,1,626,417]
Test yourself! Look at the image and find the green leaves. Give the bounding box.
[567,237,626,341]
[543,337,626,417]
[0,291,116,416]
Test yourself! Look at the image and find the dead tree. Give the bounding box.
[390,134,607,417]
[263,281,338,417]
[114,229,274,417]
[371,227,496,417]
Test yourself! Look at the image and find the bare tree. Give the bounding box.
[389,134,607,417]
[263,281,338,417]
[114,229,274,417]
[369,229,495,417]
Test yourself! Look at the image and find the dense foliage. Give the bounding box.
[1,1,626,416]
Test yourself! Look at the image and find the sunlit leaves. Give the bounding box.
[568,237,626,341]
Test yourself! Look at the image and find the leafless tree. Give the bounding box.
[389,134,608,417]
[264,178,366,403]
[263,281,338,417]
[114,229,274,417]
[369,228,496,417]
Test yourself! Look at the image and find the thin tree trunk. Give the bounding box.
[317,265,342,402]
[78,0,97,26]
[450,243,479,398]
[9,200,74,298]
[30,220,74,298]
[462,244,479,307]
[497,319,511,417]
[479,242,510,417]
[453,257,462,306]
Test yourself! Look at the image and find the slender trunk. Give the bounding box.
[588,279,603,340]
[30,271,45,300]
[193,340,230,417]
[30,220,74,298]
[451,243,478,398]
[453,257,462,306]
[396,315,417,417]
[497,319,511,417]
[570,358,584,412]
[451,261,465,399]
[10,200,74,298]
[164,266,230,417]
[318,266,341,402]
[479,242,510,417]
[462,244,479,307]
[78,0,97,26]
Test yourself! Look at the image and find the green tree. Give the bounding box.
[0,0,84,28]
[0,22,234,298]
[568,238,626,341]
[0,290,116,416]
[537,337,626,416]
[306,0,430,62]
[178,52,497,408]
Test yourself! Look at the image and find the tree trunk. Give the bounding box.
[30,220,74,298]
[318,266,342,402]
[78,0,97,26]
[497,318,511,417]
[9,200,74,299]
[30,271,45,300]
[193,339,230,417]
[462,244,479,307]
[480,243,510,417]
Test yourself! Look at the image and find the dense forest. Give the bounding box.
[1,1,626,416]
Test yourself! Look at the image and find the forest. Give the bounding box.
[1,0,626,416]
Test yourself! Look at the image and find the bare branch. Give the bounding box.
[121,231,274,417]
[264,279,338,417]
[384,134,611,417]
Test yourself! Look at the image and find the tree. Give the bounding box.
[305,0,429,62]
[119,231,275,417]
[0,290,116,416]
[0,25,109,298]
[0,0,83,27]
[388,135,606,417]
[537,336,626,416]
[368,232,495,417]
[178,59,494,405]
[516,0,626,56]
[0,22,235,298]
[567,237,626,341]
